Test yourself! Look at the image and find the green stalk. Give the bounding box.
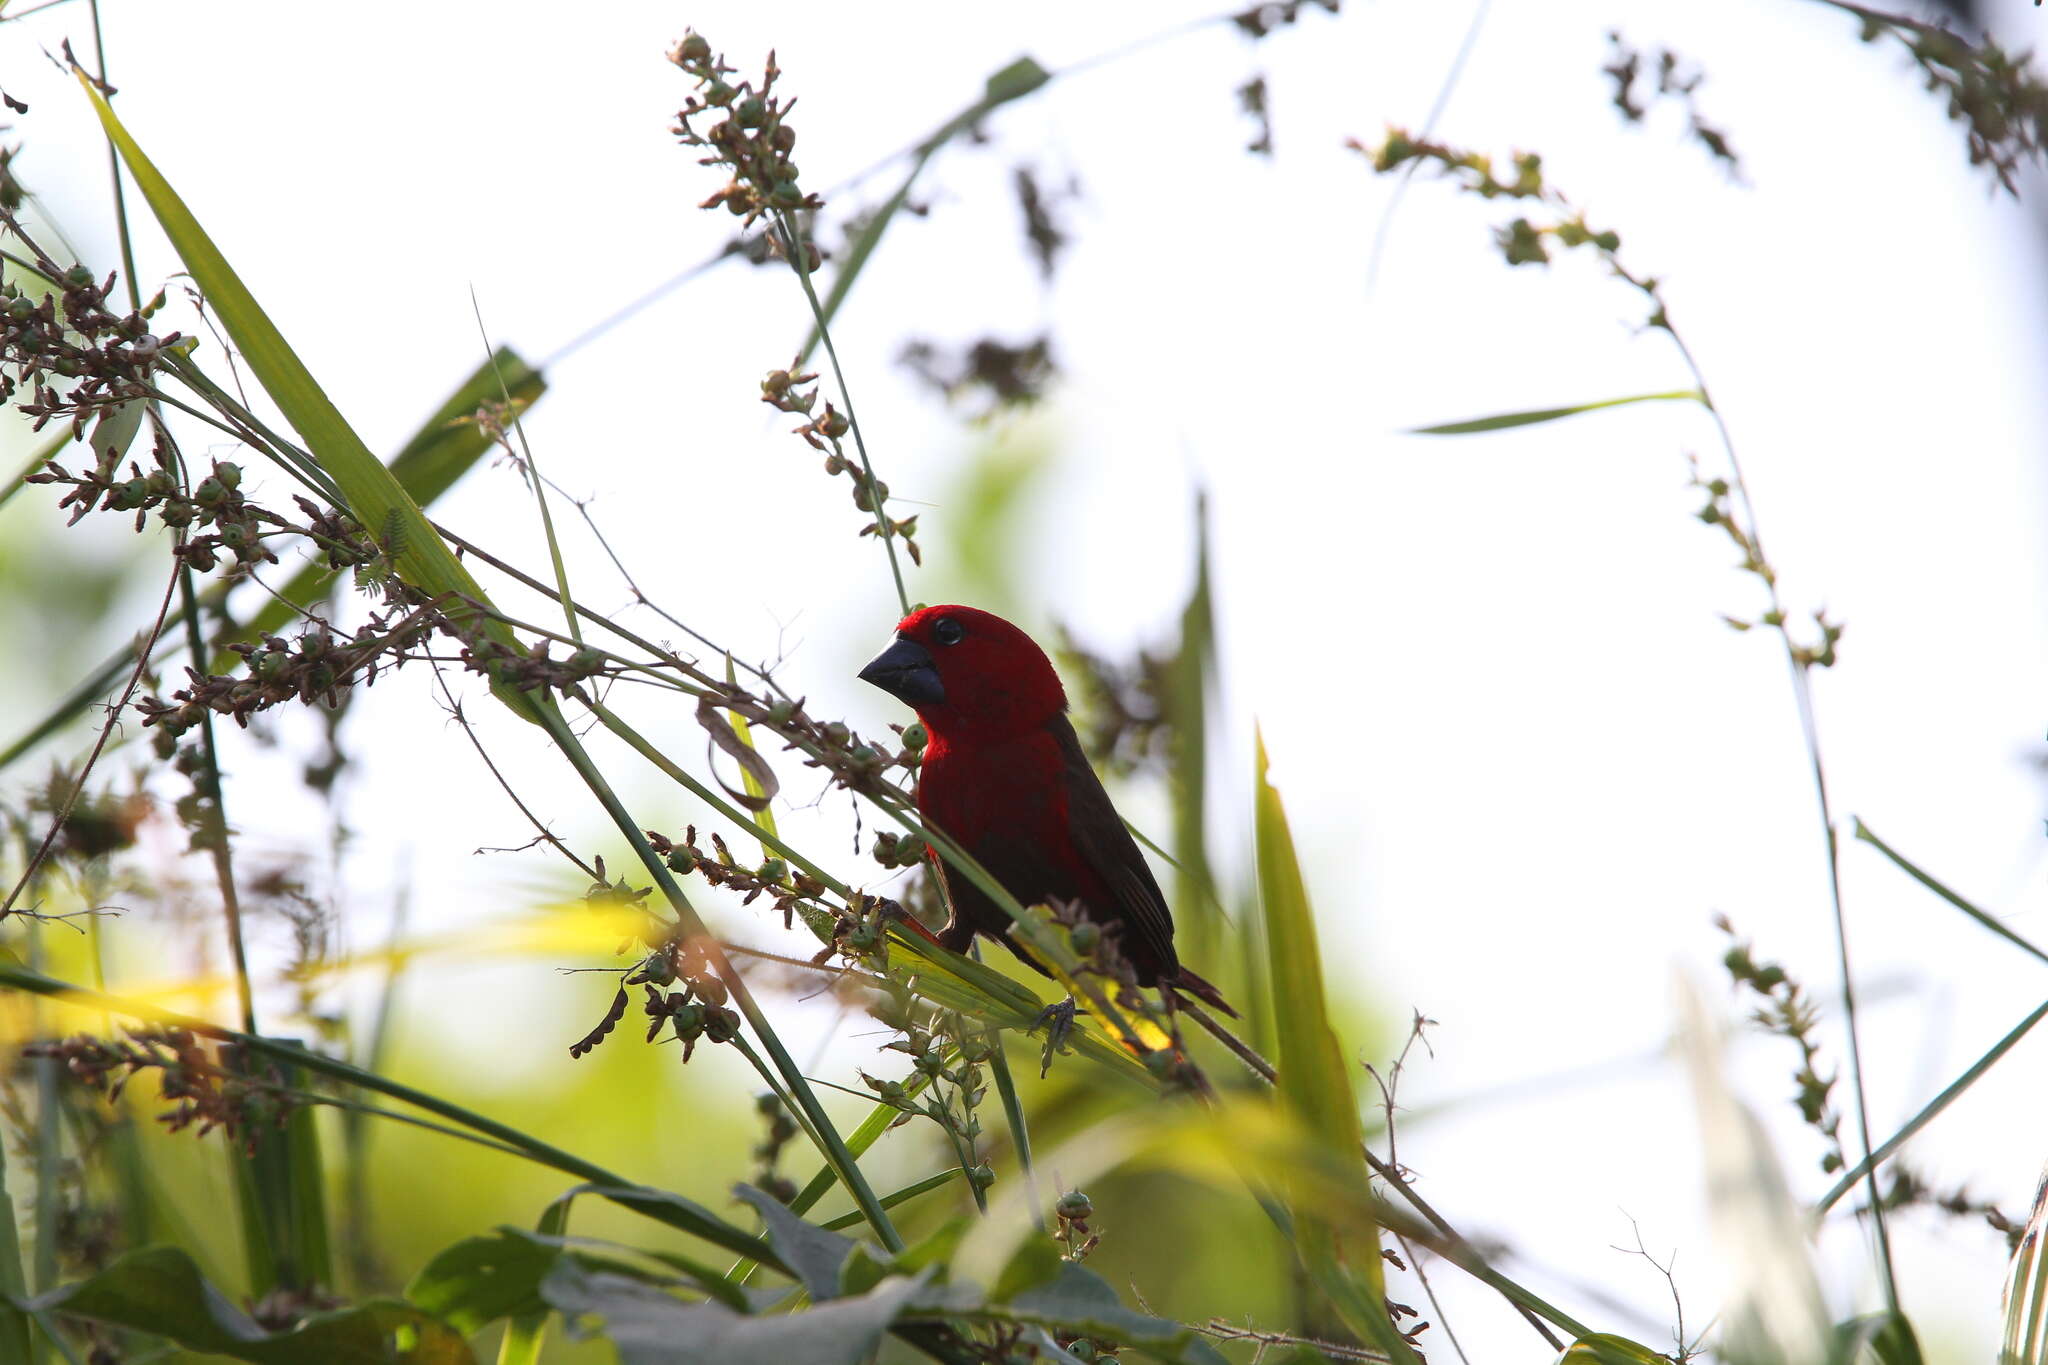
[971,947,1039,1232]
[816,1170,959,1231]
[775,210,907,615]
[530,703,905,1254]
[728,1076,941,1285]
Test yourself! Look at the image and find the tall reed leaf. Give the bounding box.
[1253,731,1414,1358]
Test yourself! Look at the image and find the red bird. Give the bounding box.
[859,605,1233,1017]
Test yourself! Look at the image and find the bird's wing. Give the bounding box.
[1048,713,1179,978]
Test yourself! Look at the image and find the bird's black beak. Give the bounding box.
[859,636,944,708]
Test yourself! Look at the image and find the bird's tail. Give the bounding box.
[1170,965,1238,1018]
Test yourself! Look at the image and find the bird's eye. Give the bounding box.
[931,617,964,646]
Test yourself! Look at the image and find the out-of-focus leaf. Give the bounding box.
[407,1224,757,1338]
[1410,389,1703,435]
[885,931,1157,1084]
[0,1130,31,1363]
[1676,975,1831,1365]
[1559,1333,1672,1365]
[1254,729,1414,1358]
[22,1245,470,1363]
[1839,1311,1923,1365]
[991,1234,1064,1303]
[2005,1165,2048,1365]
[798,55,1051,364]
[1169,492,1225,971]
[902,1261,1229,1365]
[87,399,144,464]
[733,1184,857,1301]
[542,1257,922,1365]
[406,1229,556,1335]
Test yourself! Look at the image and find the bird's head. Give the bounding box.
[859,604,1067,742]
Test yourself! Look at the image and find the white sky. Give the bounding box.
[4,0,2047,1360]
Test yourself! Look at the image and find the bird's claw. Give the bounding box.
[1030,996,1079,1078]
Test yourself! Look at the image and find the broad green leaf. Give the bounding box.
[22,1245,470,1363]
[1006,1263,1224,1362]
[406,1230,556,1335]
[733,1183,858,1301]
[2001,1166,2047,1365]
[75,72,539,722]
[1410,389,1704,435]
[407,1225,756,1340]
[543,1257,922,1365]
[991,1234,1065,1303]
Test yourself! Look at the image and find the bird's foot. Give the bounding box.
[1030,996,1080,1078]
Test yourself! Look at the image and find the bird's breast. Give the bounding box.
[917,728,1068,846]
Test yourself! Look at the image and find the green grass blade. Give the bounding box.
[1816,995,2048,1215]
[1169,492,1221,970]
[817,1171,961,1232]
[1853,819,2048,967]
[1410,388,1704,435]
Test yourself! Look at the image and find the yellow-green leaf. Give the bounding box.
[1255,729,1415,1360]
[1411,389,1704,435]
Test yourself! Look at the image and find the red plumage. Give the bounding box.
[859,605,1234,1016]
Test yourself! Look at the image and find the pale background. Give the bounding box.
[2,1,2045,1360]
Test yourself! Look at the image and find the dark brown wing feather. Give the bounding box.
[1048,714,1180,983]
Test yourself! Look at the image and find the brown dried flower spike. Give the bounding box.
[670,32,821,229]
